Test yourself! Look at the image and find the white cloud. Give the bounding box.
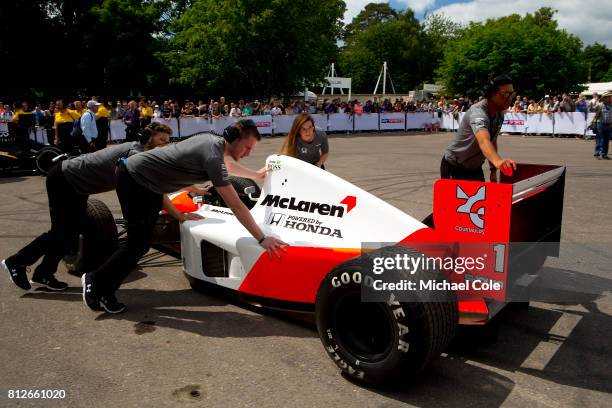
[399,0,437,14]
[431,0,612,47]
[343,0,387,24]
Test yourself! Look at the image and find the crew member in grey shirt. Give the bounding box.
[281,113,329,168]
[83,119,287,314]
[442,75,517,182]
[2,123,175,292]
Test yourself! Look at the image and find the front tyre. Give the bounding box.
[315,247,458,386]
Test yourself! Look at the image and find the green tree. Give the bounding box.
[338,9,431,93]
[163,0,345,99]
[343,2,397,44]
[583,43,612,82]
[436,8,587,98]
[423,13,461,68]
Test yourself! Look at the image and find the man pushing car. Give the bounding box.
[2,122,178,291]
[82,119,288,314]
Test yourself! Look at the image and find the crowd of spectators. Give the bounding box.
[1,93,602,130]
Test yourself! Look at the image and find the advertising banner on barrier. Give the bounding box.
[109,119,126,141]
[328,113,353,132]
[501,113,526,133]
[586,113,596,137]
[211,116,238,135]
[554,112,586,135]
[379,112,405,131]
[179,117,211,137]
[272,115,295,135]
[439,112,455,130]
[245,115,273,135]
[406,112,434,130]
[312,113,329,132]
[354,113,379,131]
[0,122,8,137]
[525,113,554,134]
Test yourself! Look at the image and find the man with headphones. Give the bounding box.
[82,119,287,314]
[441,74,517,182]
[2,123,184,292]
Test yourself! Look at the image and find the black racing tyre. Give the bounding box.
[35,146,63,175]
[315,246,458,386]
[209,176,261,209]
[63,198,118,275]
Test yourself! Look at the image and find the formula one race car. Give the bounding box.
[77,155,565,386]
[0,143,64,176]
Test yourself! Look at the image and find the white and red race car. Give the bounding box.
[76,155,566,386]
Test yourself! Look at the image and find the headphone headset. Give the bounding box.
[222,119,258,143]
[138,122,168,145]
[483,74,513,99]
[138,127,152,145]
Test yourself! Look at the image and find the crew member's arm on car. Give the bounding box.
[474,129,516,177]
[225,160,270,180]
[162,194,204,222]
[215,184,288,259]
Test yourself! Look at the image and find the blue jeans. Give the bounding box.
[594,123,610,157]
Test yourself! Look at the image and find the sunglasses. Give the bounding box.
[501,91,516,99]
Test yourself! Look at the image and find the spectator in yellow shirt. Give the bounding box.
[54,99,81,153]
[140,100,153,127]
[94,100,111,150]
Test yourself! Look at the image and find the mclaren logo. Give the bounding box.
[260,195,356,218]
[456,185,486,229]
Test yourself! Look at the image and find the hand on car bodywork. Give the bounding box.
[260,236,288,259]
[179,212,205,222]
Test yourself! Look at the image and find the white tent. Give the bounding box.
[580,82,612,96]
[294,90,318,101]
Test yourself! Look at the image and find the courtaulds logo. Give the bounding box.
[456,185,486,229]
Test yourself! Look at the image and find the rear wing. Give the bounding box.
[432,164,566,303]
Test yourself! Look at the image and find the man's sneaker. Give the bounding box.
[2,258,31,290]
[30,273,68,291]
[99,294,126,314]
[81,273,102,311]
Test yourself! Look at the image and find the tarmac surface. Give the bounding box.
[1,132,611,407]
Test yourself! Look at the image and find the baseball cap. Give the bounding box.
[87,100,101,109]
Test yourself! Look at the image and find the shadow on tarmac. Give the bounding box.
[22,265,612,406]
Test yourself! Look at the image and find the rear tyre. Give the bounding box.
[315,246,458,386]
[63,198,118,275]
[35,146,63,175]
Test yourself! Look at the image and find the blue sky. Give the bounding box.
[344,0,612,47]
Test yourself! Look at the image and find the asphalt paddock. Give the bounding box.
[1,132,611,407]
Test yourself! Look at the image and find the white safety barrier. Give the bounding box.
[501,113,526,133]
[406,112,435,130]
[35,111,594,143]
[271,115,295,134]
[312,114,329,132]
[554,112,586,135]
[245,115,273,135]
[210,116,238,134]
[328,113,353,132]
[439,112,455,131]
[354,113,379,131]
[525,113,554,134]
[586,113,596,137]
[379,112,406,131]
[179,117,212,137]
[109,119,126,141]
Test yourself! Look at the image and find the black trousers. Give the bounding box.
[95,118,109,150]
[90,164,163,295]
[13,164,88,276]
[125,125,140,142]
[440,157,485,182]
